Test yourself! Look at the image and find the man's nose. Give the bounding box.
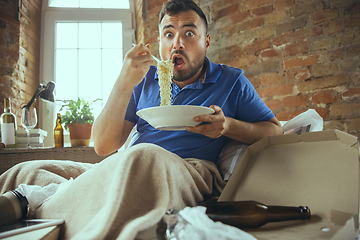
[173,34,184,50]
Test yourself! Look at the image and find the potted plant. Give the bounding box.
[60,98,101,147]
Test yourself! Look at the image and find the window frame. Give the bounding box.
[39,0,135,147]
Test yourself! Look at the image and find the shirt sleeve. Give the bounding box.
[235,74,275,123]
[125,81,144,124]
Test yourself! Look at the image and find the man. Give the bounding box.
[0,0,282,239]
[92,0,282,160]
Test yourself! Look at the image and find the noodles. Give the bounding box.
[157,59,174,106]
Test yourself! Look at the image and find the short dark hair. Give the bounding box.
[158,0,208,33]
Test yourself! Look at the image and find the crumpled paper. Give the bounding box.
[282,109,323,133]
[175,206,257,240]
[16,178,74,211]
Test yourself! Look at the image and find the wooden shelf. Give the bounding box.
[0,147,112,175]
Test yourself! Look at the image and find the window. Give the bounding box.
[39,0,134,147]
[49,0,130,9]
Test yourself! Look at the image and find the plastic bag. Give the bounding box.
[161,207,257,240]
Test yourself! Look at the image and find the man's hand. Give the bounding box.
[186,105,228,139]
[186,105,283,144]
[118,43,153,88]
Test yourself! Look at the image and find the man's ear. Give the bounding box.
[205,34,210,52]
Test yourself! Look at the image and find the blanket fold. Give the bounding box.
[0,143,226,240]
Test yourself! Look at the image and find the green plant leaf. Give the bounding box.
[59,97,102,130]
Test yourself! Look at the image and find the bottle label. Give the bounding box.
[1,123,16,145]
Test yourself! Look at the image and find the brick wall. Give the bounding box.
[135,0,360,138]
[0,0,42,128]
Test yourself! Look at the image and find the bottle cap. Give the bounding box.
[299,206,311,219]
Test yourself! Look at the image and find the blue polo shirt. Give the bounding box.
[125,58,274,163]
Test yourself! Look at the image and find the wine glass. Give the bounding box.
[21,107,37,148]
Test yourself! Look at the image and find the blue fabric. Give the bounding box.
[125,58,274,163]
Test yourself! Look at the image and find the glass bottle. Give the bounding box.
[54,113,64,147]
[200,200,311,229]
[0,98,17,148]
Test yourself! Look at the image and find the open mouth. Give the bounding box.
[172,55,185,70]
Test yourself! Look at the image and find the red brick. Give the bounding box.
[237,17,264,32]
[245,60,282,78]
[284,54,320,69]
[260,73,283,86]
[265,10,287,24]
[323,20,342,34]
[312,91,338,104]
[297,74,348,92]
[276,109,306,121]
[290,1,324,18]
[244,39,270,55]
[312,8,339,24]
[312,36,336,50]
[342,87,360,97]
[346,2,360,15]
[273,29,306,46]
[224,17,263,34]
[314,108,328,119]
[209,0,241,10]
[257,84,294,98]
[330,103,360,118]
[264,99,281,112]
[310,61,337,78]
[275,18,307,35]
[284,41,308,57]
[244,0,271,9]
[285,68,311,82]
[307,26,323,37]
[230,11,251,24]
[212,4,239,21]
[228,54,257,68]
[252,5,273,16]
[259,49,282,61]
[274,0,295,9]
[345,13,360,29]
[283,95,308,108]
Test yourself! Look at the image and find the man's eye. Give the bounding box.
[165,32,173,38]
[185,31,194,37]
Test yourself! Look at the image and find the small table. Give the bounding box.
[0,147,112,175]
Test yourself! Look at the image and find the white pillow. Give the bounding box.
[216,139,248,181]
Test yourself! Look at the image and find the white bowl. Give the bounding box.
[136,105,215,131]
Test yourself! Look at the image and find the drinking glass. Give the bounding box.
[21,107,37,148]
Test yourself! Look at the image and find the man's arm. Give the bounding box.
[186,105,283,145]
[93,44,152,156]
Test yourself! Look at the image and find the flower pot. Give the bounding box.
[68,122,92,147]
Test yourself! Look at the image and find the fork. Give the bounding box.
[152,55,161,63]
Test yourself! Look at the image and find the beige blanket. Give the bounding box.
[0,143,226,240]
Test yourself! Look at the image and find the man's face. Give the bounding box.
[158,10,210,83]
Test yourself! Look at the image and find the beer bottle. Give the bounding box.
[54,113,64,147]
[200,200,311,229]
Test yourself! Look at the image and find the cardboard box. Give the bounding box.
[219,129,359,240]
